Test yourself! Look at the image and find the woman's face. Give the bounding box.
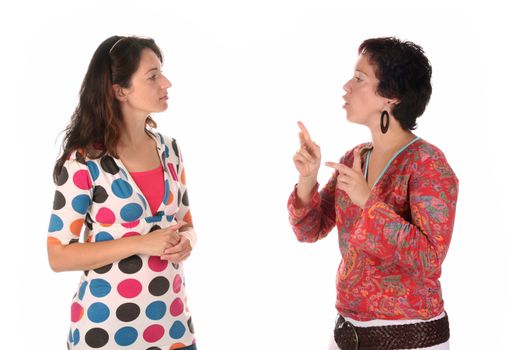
[342,54,387,126]
[122,48,172,114]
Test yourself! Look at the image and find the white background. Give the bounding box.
[1,0,524,349]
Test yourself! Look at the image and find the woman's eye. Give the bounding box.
[149,74,158,80]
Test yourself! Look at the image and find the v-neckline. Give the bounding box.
[364,136,420,189]
[113,130,168,218]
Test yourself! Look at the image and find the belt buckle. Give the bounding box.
[335,318,359,350]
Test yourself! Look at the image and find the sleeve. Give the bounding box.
[170,138,196,247]
[349,151,459,277]
[47,152,94,245]
[287,170,338,243]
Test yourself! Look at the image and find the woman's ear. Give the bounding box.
[112,84,128,102]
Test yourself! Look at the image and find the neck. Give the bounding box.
[369,127,415,153]
[118,109,151,150]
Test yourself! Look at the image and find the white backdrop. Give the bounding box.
[2,0,524,349]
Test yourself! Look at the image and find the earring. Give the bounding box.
[380,111,390,134]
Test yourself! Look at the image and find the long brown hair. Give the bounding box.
[53,35,163,183]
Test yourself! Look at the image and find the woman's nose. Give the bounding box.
[343,80,351,92]
[162,75,172,89]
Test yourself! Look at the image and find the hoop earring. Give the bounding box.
[380,111,390,134]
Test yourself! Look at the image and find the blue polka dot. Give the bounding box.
[88,302,110,323]
[72,194,91,214]
[169,320,186,339]
[167,214,174,222]
[120,203,143,222]
[48,214,63,232]
[73,329,80,345]
[145,301,167,320]
[137,193,148,210]
[162,179,170,204]
[89,279,111,298]
[68,329,73,343]
[79,281,88,300]
[95,231,114,242]
[111,179,133,199]
[164,147,170,158]
[86,161,100,181]
[114,326,138,346]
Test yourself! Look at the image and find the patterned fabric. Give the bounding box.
[48,130,196,349]
[288,138,458,321]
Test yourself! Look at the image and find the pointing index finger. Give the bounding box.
[325,161,351,174]
[297,121,312,142]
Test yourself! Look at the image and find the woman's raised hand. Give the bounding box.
[293,121,321,178]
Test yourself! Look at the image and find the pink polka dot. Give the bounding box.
[143,324,165,343]
[170,298,184,317]
[95,207,116,225]
[117,279,142,298]
[73,170,92,190]
[71,302,84,322]
[122,220,140,229]
[168,163,178,181]
[123,231,140,238]
[148,256,168,272]
[173,274,182,293]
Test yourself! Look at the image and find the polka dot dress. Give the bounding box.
[48,131,196,350]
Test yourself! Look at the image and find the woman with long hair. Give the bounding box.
[48,35,197,349]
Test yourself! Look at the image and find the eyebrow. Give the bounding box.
[145,67,160,75]
[355,69,368,77]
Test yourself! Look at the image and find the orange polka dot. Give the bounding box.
[47,236,61,245]
[169,343,187,349]
[181,169,186,185]
[167,191,174,205]
[183,211,193,225]
[70,219,84,236]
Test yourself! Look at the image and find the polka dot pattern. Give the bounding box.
[85,327,109,348]
[95,207,116,225]
[118,278,142,298]
[120,203,143,222]
[53,190,66,210]
[87,161,100,181]
[73,169,92,190]
[118,255,143,274]
[111,179,133,199]
[149,276,170,296]
[48,134,195,348]
[169,321,186,339]
[143,324,165,343]
[87,302,110,323]
[116,303,141,322]
[72,194,91,214]
[89,279,111,298]
[146,301,167,321]
[115,326,138,346]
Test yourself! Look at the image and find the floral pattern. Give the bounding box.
[288,138,458,321]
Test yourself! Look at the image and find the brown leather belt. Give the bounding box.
[334,313,450,350]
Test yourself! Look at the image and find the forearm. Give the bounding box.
[47,235,143,272]
[295,175,318,207]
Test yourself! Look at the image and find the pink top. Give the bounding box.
[129,164,164,215]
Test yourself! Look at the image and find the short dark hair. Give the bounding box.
[358,37,432,130]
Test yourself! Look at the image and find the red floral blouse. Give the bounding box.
[288,138,458,321]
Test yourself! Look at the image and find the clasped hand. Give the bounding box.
[141,222,192,263]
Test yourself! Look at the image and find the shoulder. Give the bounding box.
[409,138,457,181]
[149,130,183,161]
